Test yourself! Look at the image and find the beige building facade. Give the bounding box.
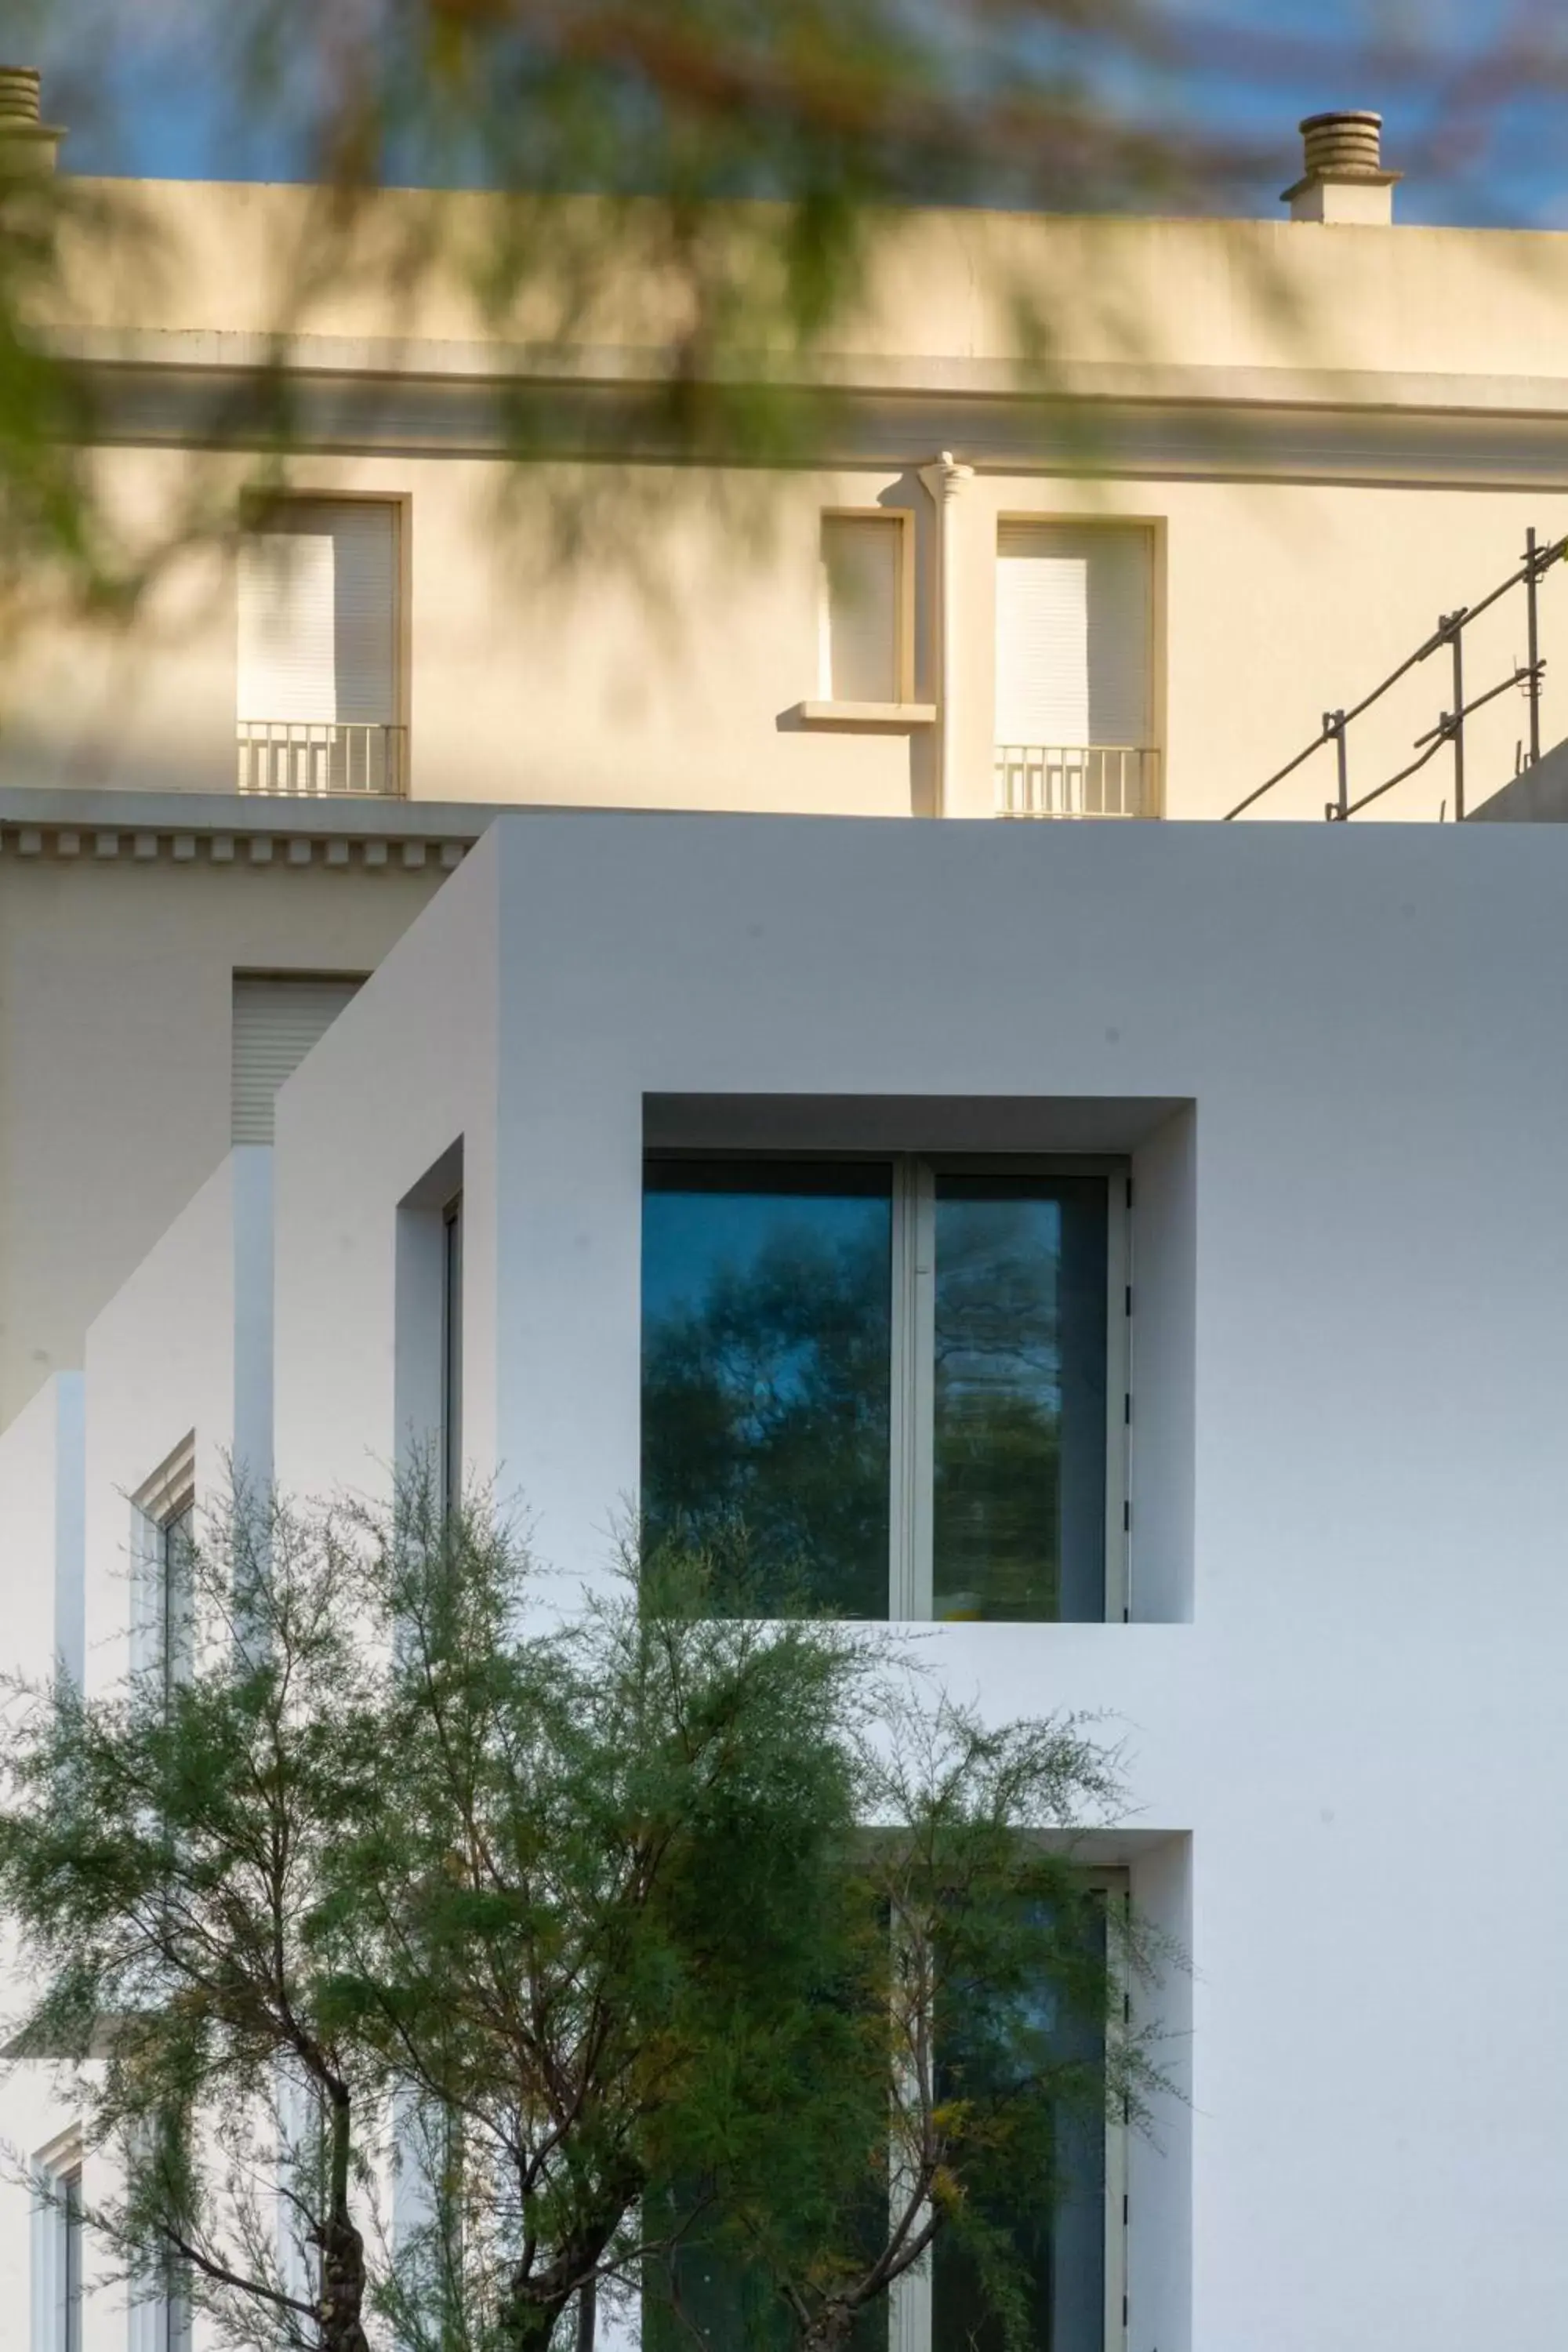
[8,96,1568,1419]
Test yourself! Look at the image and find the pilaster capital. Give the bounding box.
[919,450,976,506]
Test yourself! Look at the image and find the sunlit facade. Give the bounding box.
[5,77,1568,2352]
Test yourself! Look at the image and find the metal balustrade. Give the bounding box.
[237,721,408,798]
[1227,526,1568,822]
[994,743,1160,819]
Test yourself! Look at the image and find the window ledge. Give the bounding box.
[789,700,937,732]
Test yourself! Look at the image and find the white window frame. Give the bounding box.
[30,2129,83,2352]
[886,1155,1129,1624]
[817,507,916,708]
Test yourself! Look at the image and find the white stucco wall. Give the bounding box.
[266,810,1568,2352]
[13,809,1568,2348]
[0,1155,270,2350]
[82,1149,271,1692]
[0,1373,83,1692]
[0,849,439,1432]
[270,848,500,1506]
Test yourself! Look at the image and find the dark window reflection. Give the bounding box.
[932,1178,1108,1624]
[933,1900,1109,2352]
[643,2207,796,2352]
[641,1161,892,1616]
[644,2194,886,2352]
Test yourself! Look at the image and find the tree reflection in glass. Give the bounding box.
[932,1178,1108,1624]
[641,1161,892,1617]
[932,1896,1110,2352]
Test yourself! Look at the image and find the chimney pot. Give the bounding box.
[0,66,65,171]
[0,66,42,121]
[1283,107,1399,225]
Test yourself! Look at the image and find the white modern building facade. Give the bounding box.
[7,64,1568,2352]
[8,808,1568,2349]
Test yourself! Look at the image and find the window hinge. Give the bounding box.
[1122,2293,1129,2329]
[1123,1499,1131,1533]
[1123,2193,1130,2226]
[1123,1392,1132,1426]
[1125,1283,1133,1319]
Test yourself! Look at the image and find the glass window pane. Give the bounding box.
[932,1902,1108,2352]
[442,1194,463,1515]
[932,1176,1108,1624]
[644,2205,797,2352]
[162,1504,194,1701]
[63,2168,82,2352]
[642,1162,892,1617]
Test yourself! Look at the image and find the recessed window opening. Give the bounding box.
[132,1437,197,1701]
[158,1500,194,1711]
[441,1192,464,1515]
[61,2166,82,2352]
[231,973,365,1146]
[645,1875,1128,2352]
[994,523,1155,819]
[820,513,906,703]
[641,1156,1128,1622]
[237,498,405,797]
[155,2245,192,2352]
[928,1879,1127,2352]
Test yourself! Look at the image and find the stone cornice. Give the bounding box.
[48,326,1568,421]
[55,338,1568,489]
[0,787,518,869]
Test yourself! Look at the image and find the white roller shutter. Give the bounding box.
[238,530,336,724]
[994,523,1151,747]
[237,503,397,725]
[329,503,398,722]
[231,975,364,1145]
[822,514,901,702]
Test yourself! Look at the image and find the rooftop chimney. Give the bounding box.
[0,67,65,172]
[1283,111,1398,225]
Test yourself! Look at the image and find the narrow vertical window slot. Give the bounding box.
[160,1501,194,1711]
[887,1158,935,1618]
[61,2166,82,2352]
[441,1192,464,1515]
[1105,1180,1132,1624]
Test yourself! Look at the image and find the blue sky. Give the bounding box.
[22,0,1568,230]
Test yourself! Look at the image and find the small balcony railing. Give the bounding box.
[993,743,1160,819]
[237,721,408,798]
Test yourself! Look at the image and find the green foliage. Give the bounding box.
[347,1482,880,2352]
[648,1694,1164,2352]
[0,1490,390,2350]
[0,1473,1172,2352]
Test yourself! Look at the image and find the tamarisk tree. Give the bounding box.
[0,1483,1168,2352]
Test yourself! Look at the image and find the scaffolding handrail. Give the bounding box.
[1225,529,1568,822]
